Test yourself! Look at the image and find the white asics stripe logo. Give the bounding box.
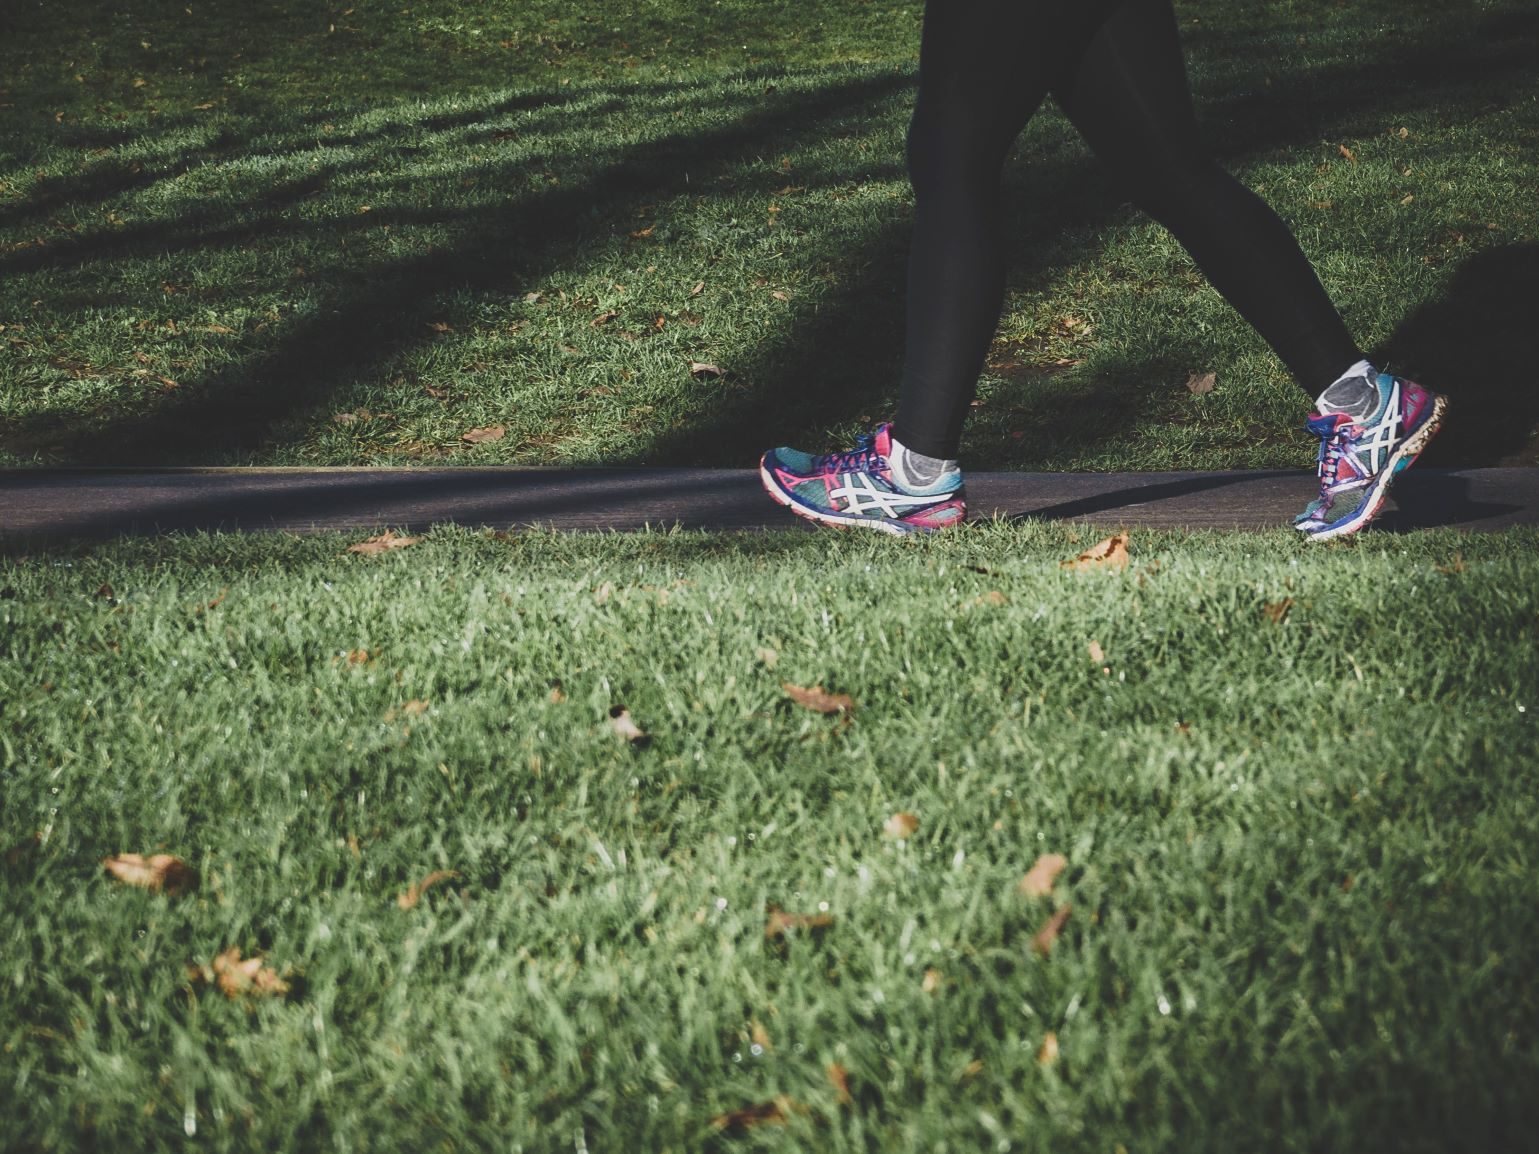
[830,472,952,517]
[1353,379,1403,470]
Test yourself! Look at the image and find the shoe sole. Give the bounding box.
[758,459,950,536]
[1299,393,1448,541]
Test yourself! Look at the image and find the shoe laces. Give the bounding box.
[817,432,880,474]
[1307,413,1355,485]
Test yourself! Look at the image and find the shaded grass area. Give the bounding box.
[1,0,1537,470]
[3,525,1538,1150]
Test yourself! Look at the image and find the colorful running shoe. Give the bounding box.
[759,423,966,535]
[1294,373,1447,541]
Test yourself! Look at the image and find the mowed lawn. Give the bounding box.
[3,526,1538,1150]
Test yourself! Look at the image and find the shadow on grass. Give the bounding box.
[1,3,1536,470]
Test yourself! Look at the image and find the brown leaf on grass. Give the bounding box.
[397,869,460,910]
[690,280,705,296]
[346,531,421,556]
[425,320,453,333]
[1262,598,1294,624]
[195,946,290,998]
[629,224,655,239]
[1030,904,1073,956]
[1087,640,1106,665]
[973,589,1009,607]
[1185,371,1216,396]
[1062,534,1130,572]
[711,1096,797,1132]
[5,833,42,868]
[607,705,646,742]
[922,967,944,994]
[591,309,620,327]
[883,812,920,840]
[1339,143,1358,163]
[827,1063,852,1105]
[102,853,198,897]
[782,683,854,715]
[461,425,506,444]
[770,290,791,302]
[1018,853,1067,899]
[688,361,724,378]
[765,906,834,940]
[1037,1031,1060,1066]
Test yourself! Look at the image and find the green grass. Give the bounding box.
[3,524,1538,1150]
[2,0,1537,470]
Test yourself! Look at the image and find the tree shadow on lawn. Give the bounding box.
[2,3,1536,471]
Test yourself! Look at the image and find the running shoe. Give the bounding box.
[759,423,966,535]
[1294,373,1447,541]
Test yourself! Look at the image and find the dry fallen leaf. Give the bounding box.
[5,833,42,869]
[1185,371,1216,396]
[591,309,620,327]
[884,812,920,840]
[346,531,421,556]
[782,683,855,715]
[204,946,290,998]
[102,853,198,897]
[461,425,506,444]
[827,1063,852,1105]
[397,869,460,910]
[922,968,943,994]
[608,705,646,742]
[1031,904,1073,956]
[425,320,453,333]
[690,280,705,296]
[1087,640,1106,665]
[1018,853,1067,899]
[711,1097,797,1132]
[765,907,835,940]
[1339,143,1357,163]
[1037,1032,1060,1066]
[974,589,1009,607]
[688,361,724,378]
[1262,598,1294,624]
[1062,534,1130,572]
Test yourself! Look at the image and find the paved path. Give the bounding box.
[2,466,1536,538]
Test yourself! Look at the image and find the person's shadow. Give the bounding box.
[1375,242,1539,469]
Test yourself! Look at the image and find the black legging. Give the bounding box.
[892,0,1364,460]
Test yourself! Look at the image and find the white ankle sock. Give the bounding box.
[888,435,960,493]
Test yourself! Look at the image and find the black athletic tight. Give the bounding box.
[892,0,1364,460]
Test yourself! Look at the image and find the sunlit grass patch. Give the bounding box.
[3,525,1537,1148]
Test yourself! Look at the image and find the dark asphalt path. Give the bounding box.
[2,466,1535,539]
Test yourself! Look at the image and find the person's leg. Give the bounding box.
[1052,0,1364,395]
[1053,0,1445,539]
[888,0,1057,463]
